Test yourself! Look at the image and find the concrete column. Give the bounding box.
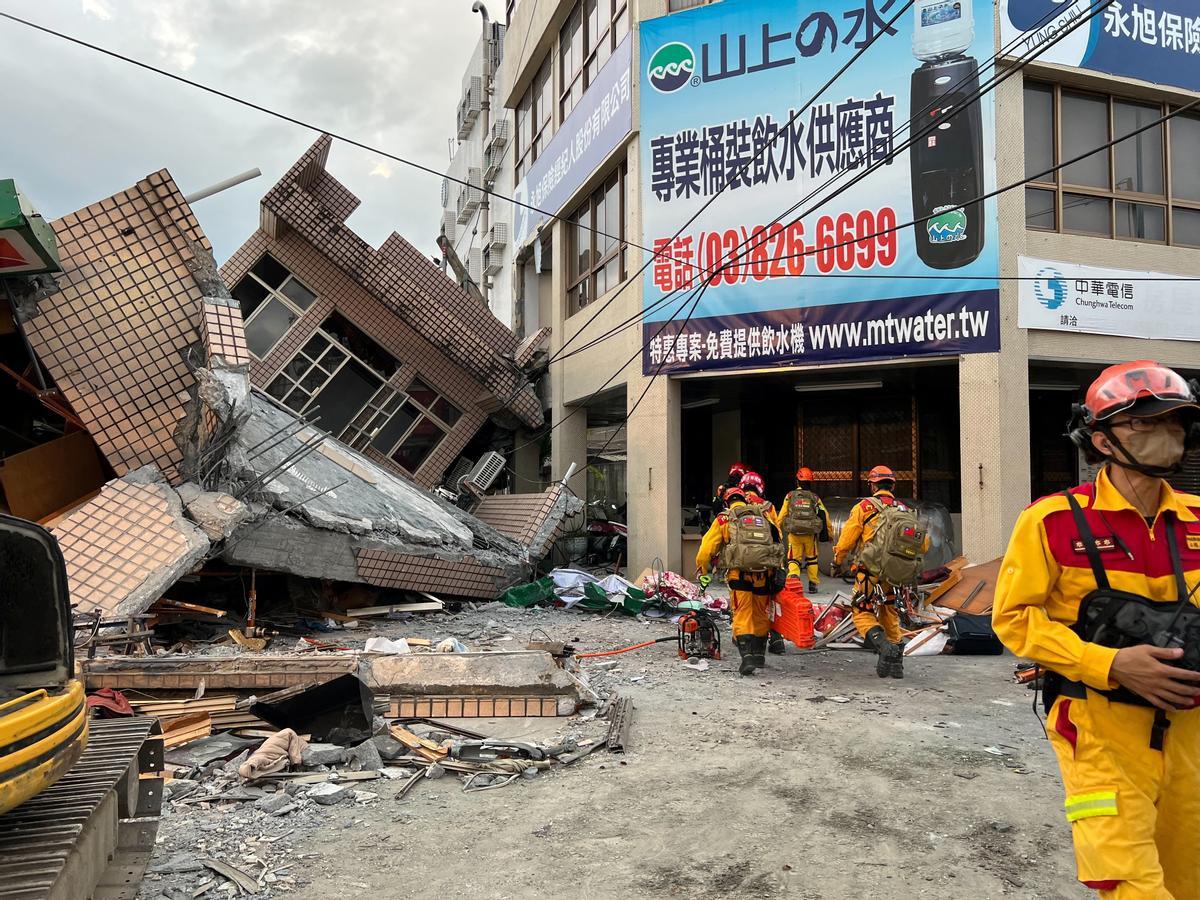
[511,430,542,493]
[626,373,682,575]
[959,351,1030,562]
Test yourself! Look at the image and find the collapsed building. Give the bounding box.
[0,138,576,620]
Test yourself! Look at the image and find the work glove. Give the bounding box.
[829,562,842,578]
[698,574,712,592]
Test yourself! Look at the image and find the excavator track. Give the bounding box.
[0,717,164,899]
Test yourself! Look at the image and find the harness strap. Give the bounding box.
[1063,491,1110,590]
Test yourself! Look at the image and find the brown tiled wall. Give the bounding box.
[201,299,251,368]
[28,170,208,481]
[52,479,192,616]
[473,485,564,555]
[355,547,506,599]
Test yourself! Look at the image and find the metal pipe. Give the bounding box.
[183,168,262,204]
[2,278,48,391]
[561,462,578,486]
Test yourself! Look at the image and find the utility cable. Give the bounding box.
[553,0,1118,363]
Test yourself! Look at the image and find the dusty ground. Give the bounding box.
[141,596,1089,900]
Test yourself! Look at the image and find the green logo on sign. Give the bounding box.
[927,206,968,244]
[647,42,695,94]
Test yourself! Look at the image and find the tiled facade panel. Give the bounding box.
[355,547,507,599]
[201,300,251,368]
[52,479,191,616]
[27,170,209,481]
[473,485,565,556]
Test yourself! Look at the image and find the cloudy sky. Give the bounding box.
[0,0,482,263]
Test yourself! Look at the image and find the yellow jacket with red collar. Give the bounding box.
[834,489,920,566]
[993,467,1200,690]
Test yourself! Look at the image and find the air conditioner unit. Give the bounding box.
[488,119,510,152]
[456,76,483,140]
[483,245,503,276]
[462,450,506,496]
[456,190,472,225]
[468,247,483,284]
[487,24,506,73]
[483,144,502,183]
[441,210,457,242]
[487,222,508,252]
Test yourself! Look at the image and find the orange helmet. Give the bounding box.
[867,465,896,484]
[796,466,814,482]
[1080,360,1199,424]
[739,472,765,496]
[723,487,747,506]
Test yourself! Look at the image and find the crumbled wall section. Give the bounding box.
[25,170,209,481]
[355,547,508,599]
[52,468,209,617]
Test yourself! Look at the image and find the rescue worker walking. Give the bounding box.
[696,487,784,676]
[779,466,832,595]
[740,471,788,654]
[832,465,928,679]
[993,361,1200,899]
[713,462,748,515]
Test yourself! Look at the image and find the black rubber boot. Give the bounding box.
[767,630,786,655]
[736,635,758,676]
[808,581,819,595]
[750,635,768,670]
[865,626,902,679]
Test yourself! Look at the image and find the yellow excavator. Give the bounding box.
[0,512,88,814]
[0,512,162,898]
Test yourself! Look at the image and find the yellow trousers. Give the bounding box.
[787,533,820,586]
[728,570,772,639]
[1047,692,1200,899]
[850,569,901,642]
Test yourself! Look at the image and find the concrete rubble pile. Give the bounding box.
[3,166,578,627]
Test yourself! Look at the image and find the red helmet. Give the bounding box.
[796,466,814,482]
[739,472,765,495]
[1081,360,1199,424]
[728,462,748,479]
[867,465,895,484]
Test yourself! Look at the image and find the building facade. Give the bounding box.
[499,0,1200,575]
[441,15,521,331]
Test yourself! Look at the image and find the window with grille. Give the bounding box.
[568,162,628,312]
[231,254,318,358]
[1024,81,1200,246]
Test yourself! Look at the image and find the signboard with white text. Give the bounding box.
[1000,0,1200,94]
[1018,255,1200,342]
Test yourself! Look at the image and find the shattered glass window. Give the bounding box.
[391,415,444,473]
[245,298,298,358]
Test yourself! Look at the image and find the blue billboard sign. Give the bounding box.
[1001,0,1200,93]
[513,35,633,248]
[638,0,1001,374]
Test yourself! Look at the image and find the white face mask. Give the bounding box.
[1112,420,1187,469]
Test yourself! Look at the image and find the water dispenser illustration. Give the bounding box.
[910,0,985,269]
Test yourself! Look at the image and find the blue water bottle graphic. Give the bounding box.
[910,0,985,269]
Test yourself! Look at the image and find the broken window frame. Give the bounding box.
[233,254,319,359]
[341,375,460,476]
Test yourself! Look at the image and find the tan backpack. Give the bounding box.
[857,498,927,585]
[781,489,823,536]
[722,503,784,574]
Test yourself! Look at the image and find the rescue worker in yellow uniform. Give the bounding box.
[696,487,782,676]
[993,361,1200,899]
[832,465,925,678]
[739,471,789,654]
[778,466,832,595]
[712,462,748,520]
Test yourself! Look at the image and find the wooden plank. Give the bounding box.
[346,600,444,617]
[933,558,1003,615]
[163,712,212,749]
